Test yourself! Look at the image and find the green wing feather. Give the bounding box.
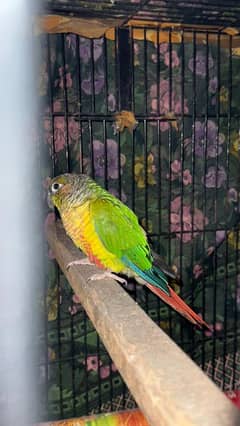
[90,196,169,294]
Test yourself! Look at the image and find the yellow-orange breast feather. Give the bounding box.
[61,201,125,272]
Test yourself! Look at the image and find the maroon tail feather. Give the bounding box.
[145,283,210,330]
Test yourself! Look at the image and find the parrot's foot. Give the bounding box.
[87,272,127,285]
[66,257,93,270]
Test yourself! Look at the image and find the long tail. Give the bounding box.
[145,283,210,330]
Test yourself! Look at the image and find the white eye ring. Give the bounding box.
[51,182,63,193]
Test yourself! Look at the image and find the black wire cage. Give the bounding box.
[38,0,240,422]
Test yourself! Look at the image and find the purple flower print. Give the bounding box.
[108,93,116,112]
[166,160,192,186]
[53,100,61,113]
[152,43,169,63]
[68,118,80,141]
[81,72,105,95]
[204,322,223,337]
[93,139,126,179]
[83,355,102,372]
[209,77,218,94]
[203,166,227,188]
[182,169,192,186]
[154,42,168,55]
[193,264,203,279]
[79,37,103,64]
[54,117,66,152]
[55,66,72,89]
[150,79,188,131]
[170,196,208,243]
[185,120,225,158]
[236,275,240,309]
[159,43,168,54]
[99,363,118,379]
[164,50,180,68]
[152,43,179,65]
[228,188,238,203]
[68,294,81,316]
[188,51,214,77]
[216,230,226,244]
[66,34,77,55]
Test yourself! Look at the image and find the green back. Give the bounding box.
[90,195,153,271]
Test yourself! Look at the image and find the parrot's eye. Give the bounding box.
[51,182,62,193]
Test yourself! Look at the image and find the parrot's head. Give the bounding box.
[48,173,97,212]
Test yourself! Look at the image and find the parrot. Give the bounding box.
[48,173,209,329]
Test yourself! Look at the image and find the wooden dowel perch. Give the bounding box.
[46,221,240,426]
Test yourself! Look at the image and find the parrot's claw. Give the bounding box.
[87,272,128,286]
[66,257,93,270]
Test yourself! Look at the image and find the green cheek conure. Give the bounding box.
[48,173,209,330]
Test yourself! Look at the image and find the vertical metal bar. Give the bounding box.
[130,26,135,113]
[76,35,83,173]
[117,130,122,198]
[83,314,89,413]
[109,360,113,412]
[45,33,56,417]
[130,27,137,309]
[90,39,96,113]
[115,29,122,201]
[144,118,148,239]
[144,28,148,116]
[222,34,231,390]
[115,28,120,112]
[56,267,63,418]
[89,119,94,179]
[60,33,75,414]
[46,34,56,177]
[47,34,64,418]
[144,28,148,226]
[190,30,197,354]
[97,335,102,412]
[130,26,135,213]
[116,27,127,406]
[143,29,149,315]
[231,32,238,389]
[169,29,172,113]
[103,37,109,190]
[117,28,132,110]
[156,26,161,324]
[201,30,209,371]
[103,36,109,114]
[156,27,162,334]
[157,26,161,236]
[168,29,173,337]
[60,34,70,172]
[157,26,161,325]
[212,31,221,383]
[157,28,160,116]
[103,119,108,189]
[157,117,161,325]
[179,29,185,345]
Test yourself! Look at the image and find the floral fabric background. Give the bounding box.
[39,30,240,420]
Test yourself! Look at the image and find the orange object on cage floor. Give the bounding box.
[35,408,149,426]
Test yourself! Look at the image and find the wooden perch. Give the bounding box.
[46,221,240,426]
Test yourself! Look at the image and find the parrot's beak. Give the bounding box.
[47,191,54,209]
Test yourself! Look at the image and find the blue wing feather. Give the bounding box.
[121,255,170,295]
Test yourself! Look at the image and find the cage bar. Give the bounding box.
[46,221,240,426]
